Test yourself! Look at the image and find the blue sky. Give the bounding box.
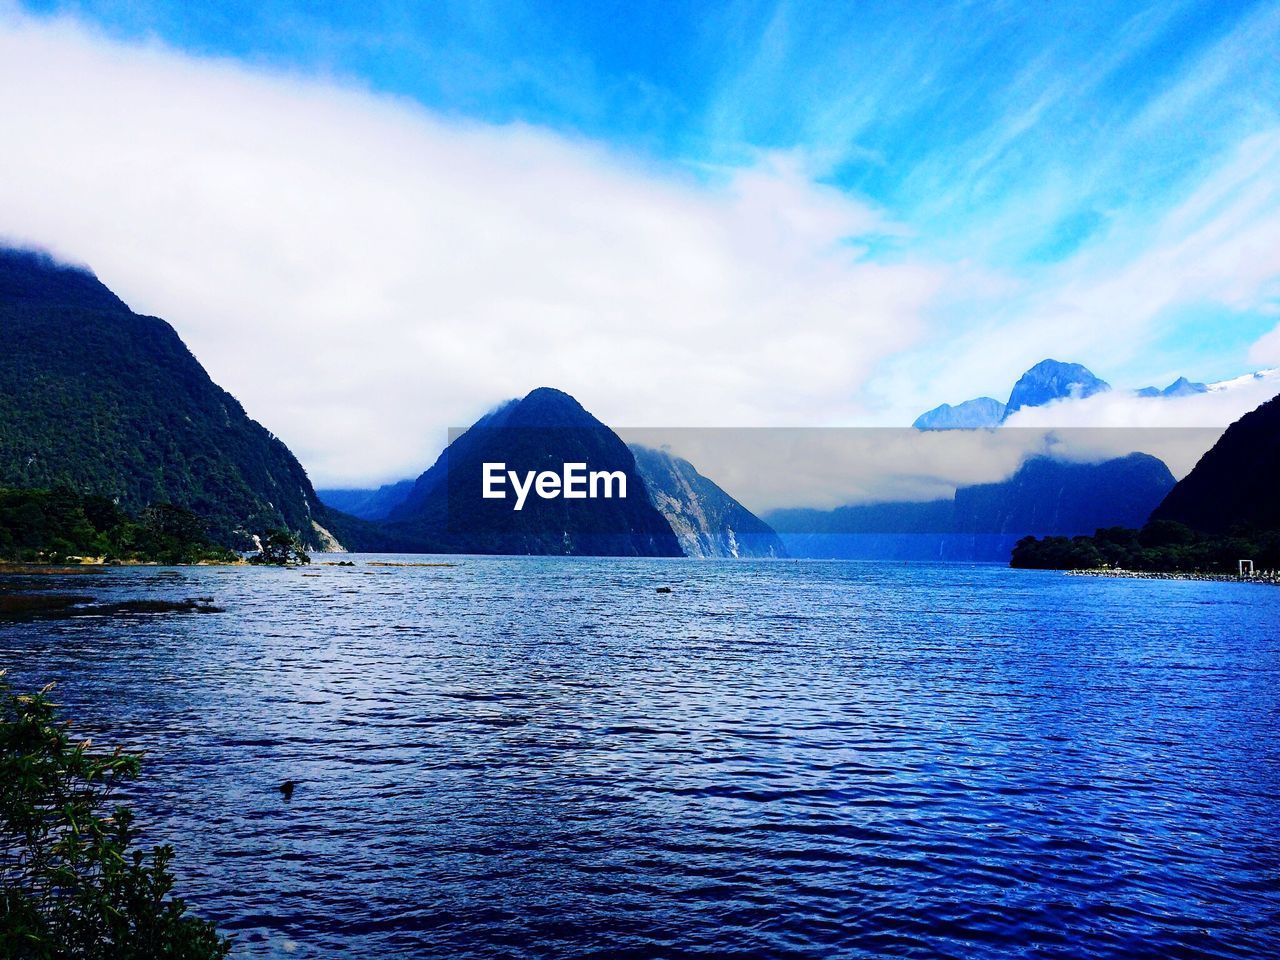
[4,1,1280,484]
[21,0,1275,266]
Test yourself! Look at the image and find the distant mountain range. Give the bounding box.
[953,453,1175,536]
[1005,359,1110,416]
[0,247,339,549]
[1137,376,1208,399]
[768,453,1175,561]
[915,358,1210,429]
[1012,389,1280,571]
[315,480,415,522]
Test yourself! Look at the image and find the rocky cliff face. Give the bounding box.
[629,445,786,558]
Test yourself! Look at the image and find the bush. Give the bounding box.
[0,488,236,564]
[0,675,230,959]
[1011,522,1278,572]
[247,528,310,566]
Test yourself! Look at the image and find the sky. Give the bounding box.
[2,0,1280,489]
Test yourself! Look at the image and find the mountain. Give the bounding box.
[952,453,1174,537]
[0,246,339,549]
[629,445,786,558]
[1148,390,1280,535]
[1160,376,1208,398]
[912,397,1006,430]
[1003,359,1110,417]
[317,479,414,521]
[768,453,1174,561]
[1162,376,1208,397]
[349,388,682,556]
[1137,376,1209,398]
[912,362,1228,432]
[912,359,1107,429]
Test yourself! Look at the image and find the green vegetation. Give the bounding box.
[247,529,310,566]
[0,248,330,550]
[1011,520,1280,572]
[0,488,235,564]
[0,675,230,959]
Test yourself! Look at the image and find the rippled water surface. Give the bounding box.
[4,557,1280,959]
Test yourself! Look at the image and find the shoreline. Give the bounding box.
[1066,568,1280,586]
[0,560,251,574]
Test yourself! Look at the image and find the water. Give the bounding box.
[3,557,1279,959]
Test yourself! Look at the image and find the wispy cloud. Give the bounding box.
[873,121,1280,424]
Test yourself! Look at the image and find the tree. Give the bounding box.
[247,528,310,566]
[0,675,230,959]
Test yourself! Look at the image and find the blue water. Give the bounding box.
[3,558,1280,959]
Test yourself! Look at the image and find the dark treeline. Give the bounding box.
[1011,520,1280,573]
[0,487,235,564]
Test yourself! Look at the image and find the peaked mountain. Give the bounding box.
[913,359,1108,430]
[1137,376,1208,399]
[629,445,786,558]
[1003,359,1110,417]
[768,452,1174,562]
[0,246,338,549]
[347,388,682,556]
[317,479,414,521]
[1148,390,1280,535]
[913,397,1006,430]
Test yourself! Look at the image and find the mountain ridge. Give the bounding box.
[345,387,684,556]
[768,452,1174,561]
[0,246,338,549]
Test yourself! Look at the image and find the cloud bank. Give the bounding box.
[0,12,943,486]
[623,370,1280,513]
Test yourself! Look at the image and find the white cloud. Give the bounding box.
[873,125,1280,425]
[620,370,1280,513]
[1251,323,1280,366]
[1002,368,1280,476]
[623,427,1052,512]
[0,12,944,486]
[1003,369,1280,429]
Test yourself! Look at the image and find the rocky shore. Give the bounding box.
[1066,568,1280,586]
